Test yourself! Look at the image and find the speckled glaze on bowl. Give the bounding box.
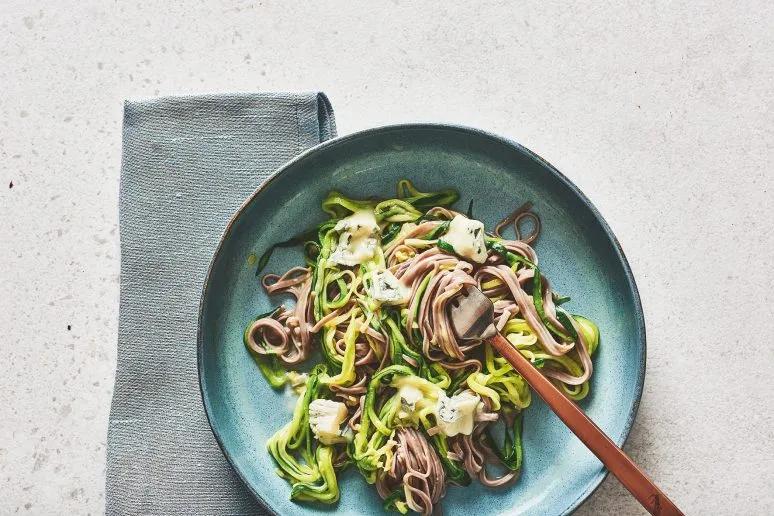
[198,125,646,516]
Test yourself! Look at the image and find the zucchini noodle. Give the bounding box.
[245,180,600,514]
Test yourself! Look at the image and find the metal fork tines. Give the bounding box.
[448,286,497,340]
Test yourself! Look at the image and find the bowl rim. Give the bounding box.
[197,123,647,516]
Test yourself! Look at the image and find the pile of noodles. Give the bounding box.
[244,181,600,515]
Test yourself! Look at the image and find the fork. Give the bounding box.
[449,286,683,516]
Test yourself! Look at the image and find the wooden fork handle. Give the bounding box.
[488,333,683,516]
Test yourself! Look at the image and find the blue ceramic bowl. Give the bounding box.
[198,124,645,516]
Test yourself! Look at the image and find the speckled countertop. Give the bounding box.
[1,1,772,514]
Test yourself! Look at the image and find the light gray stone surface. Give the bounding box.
[1,1,772,514]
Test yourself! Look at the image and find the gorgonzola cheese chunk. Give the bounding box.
[435,390,481,436]
[439,215,487,264]
[366,270,410,305]
[309,398,348,444]
[329,210,380,266]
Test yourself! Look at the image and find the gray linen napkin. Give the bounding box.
[106,92,336,515]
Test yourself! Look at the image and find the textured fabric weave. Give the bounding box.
[106,92,336,515]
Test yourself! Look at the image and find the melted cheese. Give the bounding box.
[285,371,309,395]
[439,215,487,264]
[329,210,380,266]
[309,399,348,444]
[366,270,410,305]
[396,384,424,420]
[435,390,480,436]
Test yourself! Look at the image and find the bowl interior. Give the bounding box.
[199,125,645,516]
